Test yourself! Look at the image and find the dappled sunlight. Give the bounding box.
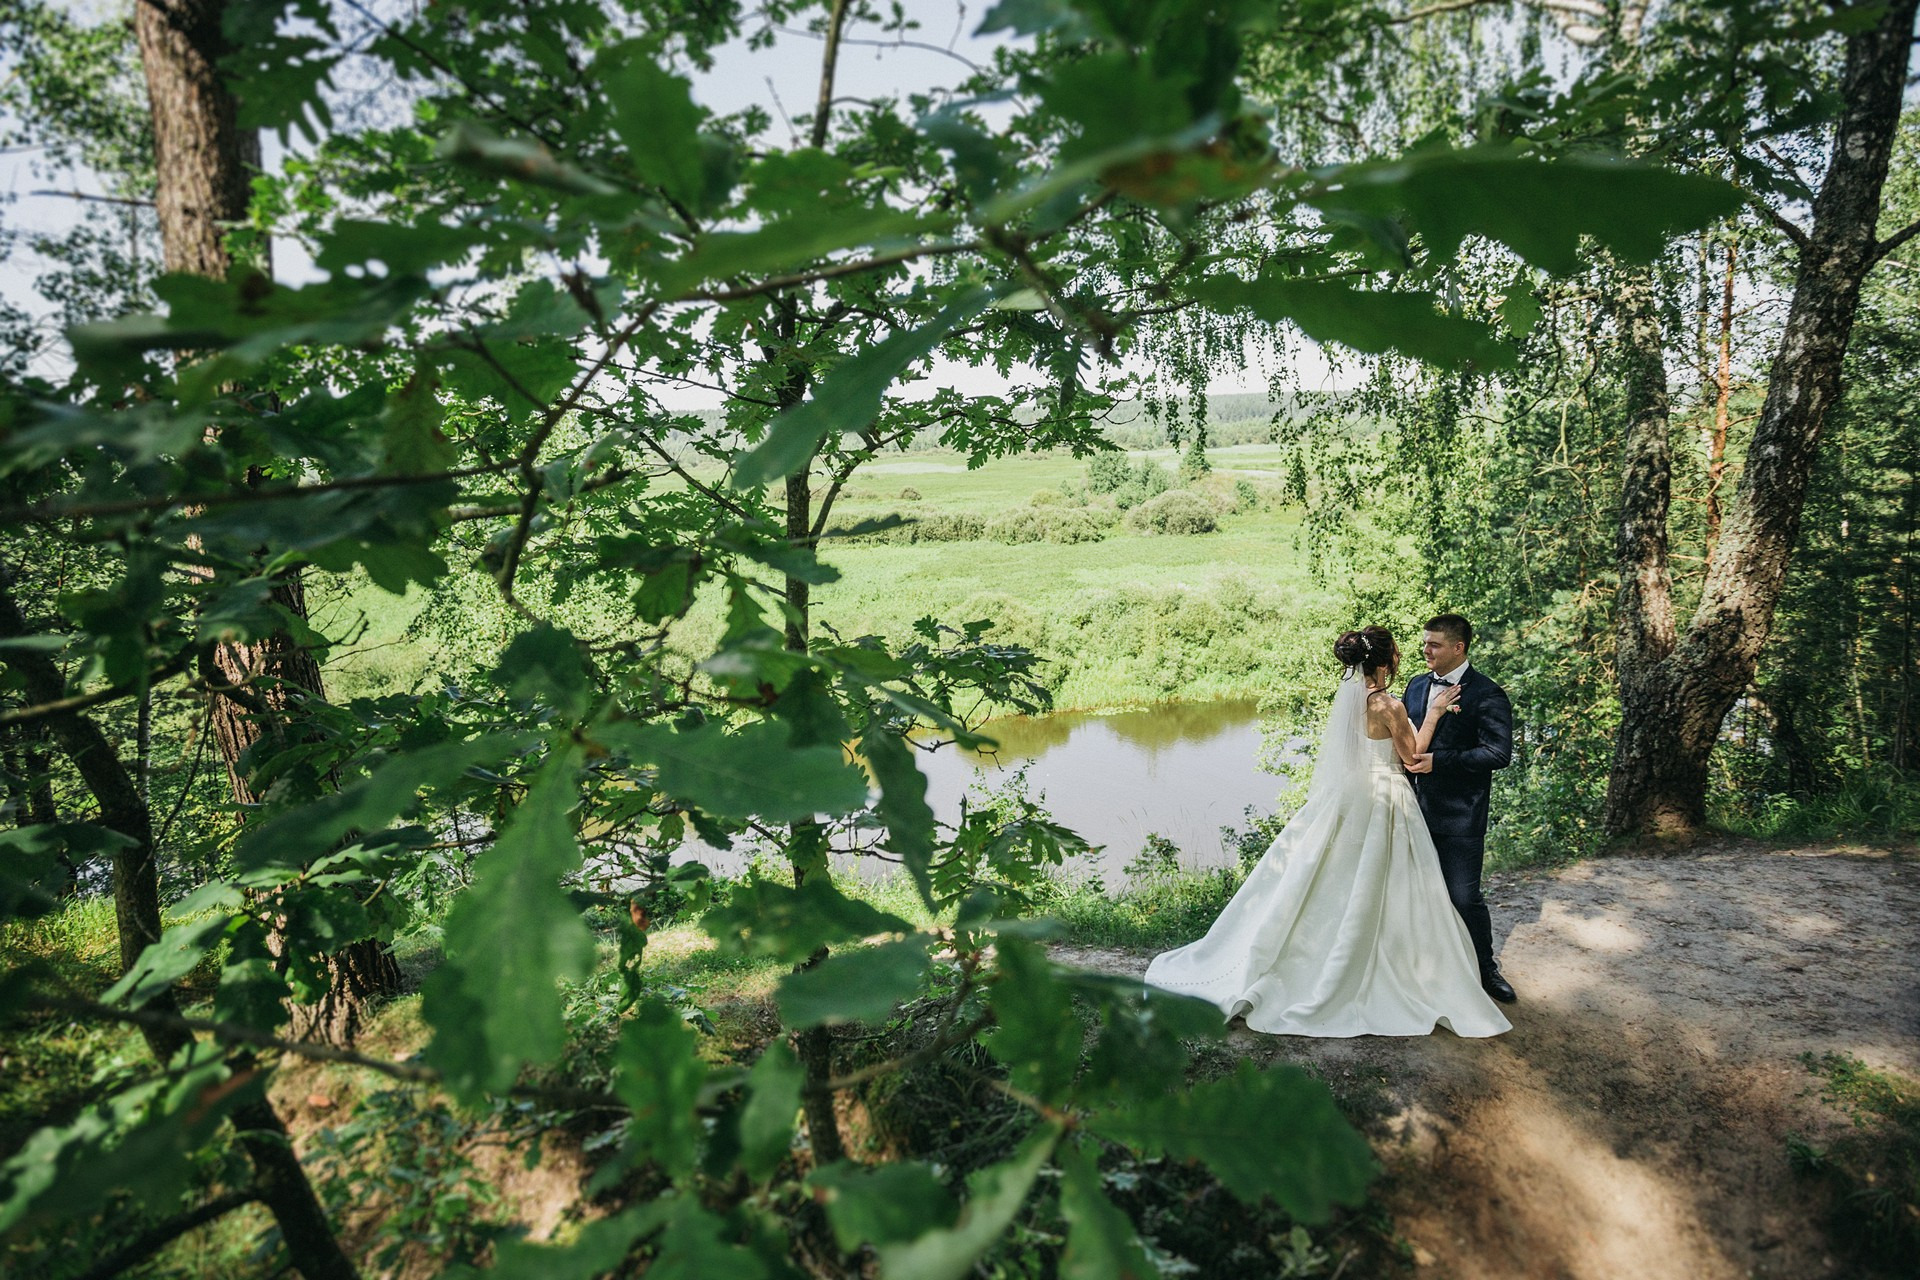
[1487,1066,1737,1280]
[1276,846,1920,1279]
[1533,899,1649,955]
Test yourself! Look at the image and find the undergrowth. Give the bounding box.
[1714,768,1920,845]
[1787,1051,1920,1276]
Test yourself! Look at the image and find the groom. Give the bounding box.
[1403,613,1517,1004]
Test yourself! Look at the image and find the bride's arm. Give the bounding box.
[1412,682,1462,755]
[1376,694,1424,768]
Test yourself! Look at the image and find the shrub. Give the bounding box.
[1186,473,1243,515]
[1088,455,1173,508]
[904,511,986,542]
[1179,434,1211,479]
[1028,488,1064,506]
[829,509,985,544]
[1086,452,1133,494]
[900,486,922,501]
[985,506,1112,545]
[1123,833,1184,881]
[1125,489,1218,535]
[1235,477,1261,510]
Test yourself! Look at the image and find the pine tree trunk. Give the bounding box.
[136,0,397,1042]
[132,0,259,280]
[1603,0,1920,839]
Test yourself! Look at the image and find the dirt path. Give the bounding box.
[1056,841,1920,1280]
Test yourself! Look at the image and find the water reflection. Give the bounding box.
[658,700,1299,883]
[915,699,1296,877]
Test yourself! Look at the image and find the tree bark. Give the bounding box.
[0,567,183,1054]
[1705,232,1737,550]
[0,567,361,1279]
[133,0,259,279]
[1603,0,1920,839]
[136,0,398,1041]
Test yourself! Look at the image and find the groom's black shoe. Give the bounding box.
[1482,964,1517,1004]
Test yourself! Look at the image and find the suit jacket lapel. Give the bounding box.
[1442,668,1484,747]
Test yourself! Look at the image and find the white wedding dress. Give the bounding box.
[1145,678,1511,1038]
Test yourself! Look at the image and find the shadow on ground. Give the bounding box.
[1055,840,1920,1280]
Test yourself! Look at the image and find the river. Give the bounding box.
[909,699,1297,879]
[657,699,1300,884]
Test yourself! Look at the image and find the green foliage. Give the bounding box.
[1086,453,1135,494]
[776,938,931,1027]
[422,748,597,1099]
[875,1125,1063,1280]
[1088,1058,1378,1224]
[809,1159,959,1252]
[0,0,1749,1272]
[984,505,1115,544]
[1124,489,1218,536]
[309,1089,508,1271]
[1090,456,1176,510]
[1179,433,1211,480]
[1713,768,1920,844]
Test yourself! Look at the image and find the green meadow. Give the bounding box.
[323,444,1342,715]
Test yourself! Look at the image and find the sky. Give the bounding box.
[0,0,1344,404]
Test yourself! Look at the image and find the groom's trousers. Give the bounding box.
[1429,832,1495,972]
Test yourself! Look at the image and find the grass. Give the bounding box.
[1041,865,1247,951]
[317,445,1337,714]
[836,442,1296,512]
[1788,1052,1920,1275]
[1713,768,1920,845]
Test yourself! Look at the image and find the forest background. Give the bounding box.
[0,0,1916,1278]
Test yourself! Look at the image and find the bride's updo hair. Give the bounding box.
[1333,626,1398,677]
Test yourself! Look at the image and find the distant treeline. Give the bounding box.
[659,392,1314,456]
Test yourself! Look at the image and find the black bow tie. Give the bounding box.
[1434,678,1456,687]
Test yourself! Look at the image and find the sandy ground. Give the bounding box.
[1056,841,1920,1280]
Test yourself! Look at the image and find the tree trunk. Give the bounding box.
[286,933,401,1046]
[133,0,260,280]
[1705,232,1737,551]
[229,1085,361,1280]
[775,349,844,1167]
[782,459,843,1164]
[1603,0,1920,839]
[136,0,397,1041]
[0,568,361,1279]
[202,572,327,807]
[0,569,181,1047]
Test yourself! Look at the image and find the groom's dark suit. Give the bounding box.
[1403,665,1512,974]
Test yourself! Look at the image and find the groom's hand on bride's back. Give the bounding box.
[1405,753,1435,774]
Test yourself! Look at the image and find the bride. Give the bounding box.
[1145,627,1511,1038]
